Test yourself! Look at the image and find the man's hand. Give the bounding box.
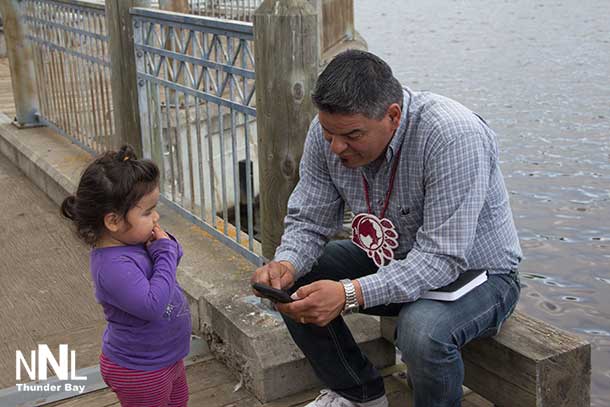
[276,280,346,327]
[251,261,296,292]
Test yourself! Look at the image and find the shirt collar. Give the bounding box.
[384,88,411,163]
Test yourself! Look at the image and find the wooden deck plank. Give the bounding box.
[0,58,15,118]
[45,355,492,407]
[0,155,106,389]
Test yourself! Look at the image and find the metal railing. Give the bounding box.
[147,1,261,21]
[131,7,260,263]
[189,0,262,22]
[22,0,114,153]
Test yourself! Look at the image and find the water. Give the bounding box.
[354,0,610,405]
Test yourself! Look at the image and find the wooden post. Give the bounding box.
[254,0,319,259]
[0,0,40,127]
[322,0,355,50]
[158,0,189,13]
[105,0,151,156]
[307,0,323,63]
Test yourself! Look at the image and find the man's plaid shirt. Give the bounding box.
[274,88,522,308]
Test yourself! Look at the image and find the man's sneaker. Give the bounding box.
[304,389,389,407]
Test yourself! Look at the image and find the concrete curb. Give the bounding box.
[0,115,396,401]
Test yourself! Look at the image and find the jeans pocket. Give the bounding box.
[483,275,520,338]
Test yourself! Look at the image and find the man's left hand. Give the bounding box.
[276,280,345,327]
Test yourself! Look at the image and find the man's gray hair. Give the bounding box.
[312,50,403,120]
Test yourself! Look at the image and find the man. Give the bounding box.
[251,50,522,407]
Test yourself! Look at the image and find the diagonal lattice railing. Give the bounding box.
[188,0,262,22]
[22,0,114,154]
[131,7,260,263]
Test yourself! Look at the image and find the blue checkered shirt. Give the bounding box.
[274,88,522,308]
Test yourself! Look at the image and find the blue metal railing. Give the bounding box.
[131,7,260,264]
[22,0,114,154]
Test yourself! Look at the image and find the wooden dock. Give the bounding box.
[0,148,491,407]
[0,138,107,386]
[44,359,492,407]
[0,56,492,406]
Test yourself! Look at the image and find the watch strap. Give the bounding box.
[340,279,359,314]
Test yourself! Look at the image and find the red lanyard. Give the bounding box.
[361,149,402,219]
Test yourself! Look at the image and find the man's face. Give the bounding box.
[318,104,401,168]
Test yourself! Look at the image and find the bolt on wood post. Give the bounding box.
[105,0,151,156]
[254,0,319,260]
[0,0,40,127]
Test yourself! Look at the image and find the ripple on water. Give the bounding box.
[577,188,603,199]
[521,272,548,281]
[513,170,567,178]
[519,233,574,243]
[575,328,610,337]
[554,214,583,219]
[539,300,562,314]
[521,272,586,289]
[594,276,610,286]
[521,272,548,280]
[570,199,595,205]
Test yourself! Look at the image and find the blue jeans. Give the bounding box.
[282,240,520,407]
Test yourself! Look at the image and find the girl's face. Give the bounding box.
[106,187,161,246]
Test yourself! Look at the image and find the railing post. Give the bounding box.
[158,0,189,13]
[105,0,150,156]
[254,0,319,259]
[307,0,323,63]
[0,0,40,127]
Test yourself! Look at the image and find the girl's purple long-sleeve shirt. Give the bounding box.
[90,234,191,371]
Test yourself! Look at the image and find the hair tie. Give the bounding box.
[123,156,130,161]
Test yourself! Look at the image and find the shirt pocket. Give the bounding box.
[396,205,421,237]
[385,203,416,241]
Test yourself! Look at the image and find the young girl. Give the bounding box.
[61,145,191,406]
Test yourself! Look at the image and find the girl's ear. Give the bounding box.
[103,212,123,232]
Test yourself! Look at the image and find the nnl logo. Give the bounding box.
[16,344,87,381]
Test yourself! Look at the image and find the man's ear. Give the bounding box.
[103,212,123,232]
[387,103,402,130]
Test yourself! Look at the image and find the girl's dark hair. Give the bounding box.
[60,145,160,246]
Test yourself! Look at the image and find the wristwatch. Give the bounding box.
[340,279,359,314]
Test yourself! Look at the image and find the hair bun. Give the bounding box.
[116,144,138,162]
[61,195,76,220]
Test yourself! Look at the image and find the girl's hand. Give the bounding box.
[149,224,170,244]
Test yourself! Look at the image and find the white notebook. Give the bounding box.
[420,270,488,301]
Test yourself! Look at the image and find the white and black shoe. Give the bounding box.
[304,389,388,407]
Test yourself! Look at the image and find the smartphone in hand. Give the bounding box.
[252,282,294,303]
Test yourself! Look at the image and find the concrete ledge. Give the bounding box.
[0,115,395,402]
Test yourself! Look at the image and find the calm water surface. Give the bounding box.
[355,1,610,405]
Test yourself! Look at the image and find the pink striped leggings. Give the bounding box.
[100,353,189,407]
